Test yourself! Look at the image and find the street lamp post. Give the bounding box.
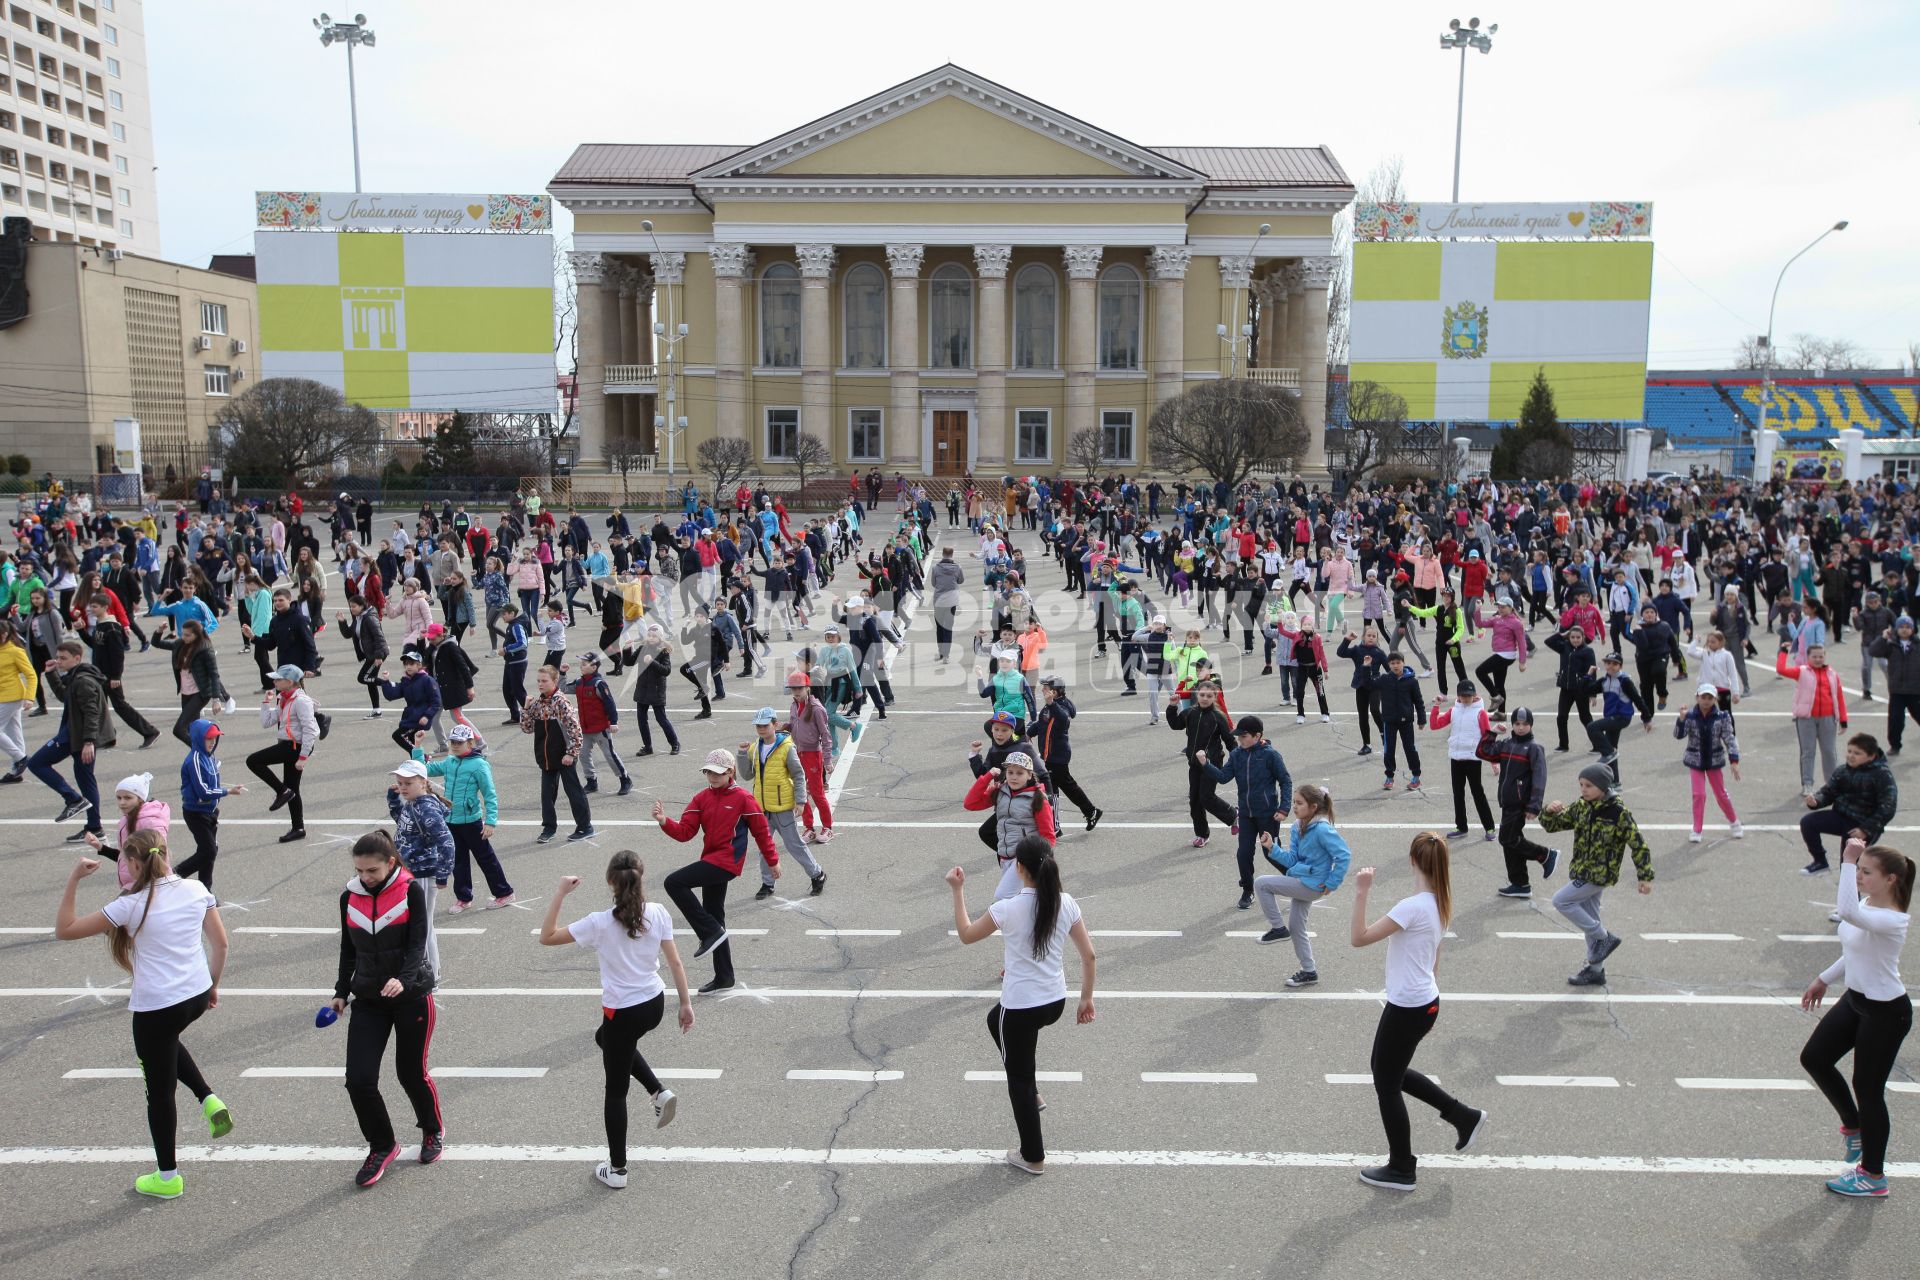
[1219,224,1269,378]
[1753,219,1848,479]
[312,13,375,193]
[1438,17,1496,202]
[642,219,690,480]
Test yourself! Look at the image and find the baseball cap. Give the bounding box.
[425,623,447,640]
[1696,683,1718,698]
[1003,751,1035,771]
[752,706,778,726]
[1233,715,1264,737]
[785,670,811,688]
[401,649,426,665]
[391,759,430,780]
[1603,652,1623,665]
[577,650,601,666]
[448,724,477,741]
[1456,680,1477,697]
[1151,613,1167,625]
[846,595,865,608]
[700,749,735,775]
[986,711,1019,731]
[271,664,305,682]
[1039,674,1066,691]
[824,623,841,635]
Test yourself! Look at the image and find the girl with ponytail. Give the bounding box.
[1349,831,1483,1193]
[53,832,232,1201]
[1799,835,1912,1198]
[542,850,695,1190]
[947,836,1098,1176]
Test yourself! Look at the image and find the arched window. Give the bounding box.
[842,262,885,368]
[928,263,972,369]
[1013,263,1057,369]
[759,262,801,368]
[1097,264,1142,371]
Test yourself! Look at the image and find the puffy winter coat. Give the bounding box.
[1674,705,1739,771]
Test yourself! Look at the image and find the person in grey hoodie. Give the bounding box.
[930,547,966,663]
[1868,615,1920,754]
[1853,590,1895,701]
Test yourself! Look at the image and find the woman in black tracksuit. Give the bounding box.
[330,829,443,1190]
[1337,627,1389,754]
[631,628,681,756]
[1166,680,1235,846]
[337,599,389,714]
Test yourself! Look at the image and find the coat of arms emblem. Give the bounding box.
[1442,300,1489,360]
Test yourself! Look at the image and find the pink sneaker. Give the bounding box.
[800,828,817,844]
[447,900,470,915]
[490,893,517,909]
[1191,836,1209,848]
[1381,778,1395,790]
[1407,777,1423,791]
[816,828,835,844]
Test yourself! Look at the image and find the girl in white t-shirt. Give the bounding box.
[947,835,1097,1176]
[1348,832,1485,1193]
[53,832,232,1200]
[541,850,694,1190]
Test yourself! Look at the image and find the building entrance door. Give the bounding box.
[932,409,969,476]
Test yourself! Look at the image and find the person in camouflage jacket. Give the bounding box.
[1538,764,1654,987]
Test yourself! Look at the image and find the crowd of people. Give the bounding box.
[14,462,1914,1202]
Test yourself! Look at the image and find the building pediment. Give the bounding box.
[692,65,1206,186]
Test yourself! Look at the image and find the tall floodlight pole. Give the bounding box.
[1438,17,1496,202]
[313,13,376,193]
[1219,224,1269,378]
[1753,220,1848,479]
[643,219,690,479]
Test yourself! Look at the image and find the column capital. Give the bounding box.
[709,242,755,278]
[1148,245,1191,281]
[1217,255,1255,290]
[1279,261,1304,293]
[1062,245,1104,280]
[1297,255,1339,290]
[972,244,1013,279]
[613,262,642,298]
[796,243,838,279]
[648,251,685,285]
[885,243,925,279]
[568,250,607,286]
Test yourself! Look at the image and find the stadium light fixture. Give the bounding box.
[313,13,375,192]
[1752,219,1848,478]
[1439,17,1497,201]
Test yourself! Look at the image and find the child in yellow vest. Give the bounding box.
[736,706,826,900]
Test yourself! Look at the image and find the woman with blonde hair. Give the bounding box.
[1350,831,1486,1192]
[52,832,232,1199]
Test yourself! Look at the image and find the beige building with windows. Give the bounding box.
[0,0,157,252]
[0,241,259,477]
[549,65,1350,481]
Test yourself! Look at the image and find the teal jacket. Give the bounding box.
[1264,817,1351,893]
[412,746,498,825]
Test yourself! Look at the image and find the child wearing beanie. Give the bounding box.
[1537,763,1655,987]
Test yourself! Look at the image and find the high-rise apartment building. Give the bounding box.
[0,0,156,252]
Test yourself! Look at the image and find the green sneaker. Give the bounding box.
[203,1094,233,1140]
[134,1171,184,1199]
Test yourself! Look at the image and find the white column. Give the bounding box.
[1063,245,1103,445]
[796,244,836,453]
[886,243,924,466]
[1279,262,1305,377]
[1148,245,1189,420]
[1296,255,1337,478]
[567,251,609,466]
[973,244,1012,471]
[710,242,753,444]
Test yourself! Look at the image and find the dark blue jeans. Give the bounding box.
[1234,813,1282,894]
[28,721,100,832]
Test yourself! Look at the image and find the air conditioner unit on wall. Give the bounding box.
[230,338,246,355]
[105,248,122,262]
[193,335,211,352]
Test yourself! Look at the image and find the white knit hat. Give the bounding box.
[115,772,153,801]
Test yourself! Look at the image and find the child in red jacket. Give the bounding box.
[651,749,776,993]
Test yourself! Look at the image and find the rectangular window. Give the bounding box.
[116,215,127,235]
[764,407,799,461]
[103,55,116,76]
[115,183,125,204]
[106,87,119,109]
[848,407,883,463]
[101,23,113,43]
[199,301,226,335]
[1099,409,1135,463]
[1015,409,1051,463]
[203,364,230,396]
[109,121,121,140]
[111,153,121,172]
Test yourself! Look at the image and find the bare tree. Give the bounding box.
[1340,379,1408,481]
[1148,379,1309,490]
[211,378,383,485]
[697,436,753,500]
[1326,155,1407,368]
[1907,338,1920,376]
[787,432,833,504]
[602,435,651,506]
[1733,335,1769,370]
[1067,427,1103,483]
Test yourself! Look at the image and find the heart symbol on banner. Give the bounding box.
[1567,211,1586,226]
[466,204,485,220]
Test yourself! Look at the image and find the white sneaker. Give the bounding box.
[653,1088,677,1128]
[1295,715,1307,725]
[1004,1148,1045,1175]
[1418,670,1433,679]
[1728,822,1744,838]
[1688,831,1703,843]
[594,1162,627,1189]
[1320,714,1331,723]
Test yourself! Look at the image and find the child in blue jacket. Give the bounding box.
[413,723,514,911]
[174,718,244,889]
[387,758,456,979]
[1253,783,1351,988]
[1201,714,1293,911]
[378,649,442,752]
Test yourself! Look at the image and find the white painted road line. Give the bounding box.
[231,927,332,935]
[1891,1083,1920,1095]
[1675,1078,1814,1091]
[0,927,52,935]
[1777,934,1839,943]
[242,1066,547,1079]
[786,1069,905,1082]
[1326,1072,1443,1086]
[1496,1075,1620,1088]
[1641,933,1745,943]
[654,1069,725,1081]
[1496,932,1581,940]
[10,1144,1908,1177]
[1141,1072,1258,1084]
[1089,930,1183,938]
[964,1071,1084,1083]
[62,1068,142,1079]
[1225,931,1319,939]
[824,701,872,808]
[806,929,901,938]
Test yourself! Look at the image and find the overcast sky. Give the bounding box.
[149,0,1917,372]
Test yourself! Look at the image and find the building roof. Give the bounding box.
[1146,146,1350,188]
[552,143,745,187]
[206,253,256,281]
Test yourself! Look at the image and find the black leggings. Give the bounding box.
[1186,767,1236,839]
[988,998,1065,1164]
[1353,687,1383,746]
[172,694,211,746]
[1047,760,1096,822]
[251,635,275,690]
[1499,805,1553,886]
[664,859,734,983]
[1450,759,1493,833]
[502,657,528,720]
[1371,998,1469,1175]
[344,993,442,1152]
[597,994,667,1170]
[130,988,214,1171]
[1555,689,1592,750]
[635,697,680,752]
[173,810,220,889]
[1474,655,1514,704]
[245,739,304,830]
[357,657,383,710]
[1800,988,1913,1176]
[1294,667,1329,717]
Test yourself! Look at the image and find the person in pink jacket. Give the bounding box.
[1323,553,1353,636]
[1778,643,1848,795]
[512,550,545,617]
[1409,544,1444,616]
[1474,600,1529,716]
[398,579,434,649]
[84,771,173,889]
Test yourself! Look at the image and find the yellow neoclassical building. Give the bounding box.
[548,65,1351,482]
